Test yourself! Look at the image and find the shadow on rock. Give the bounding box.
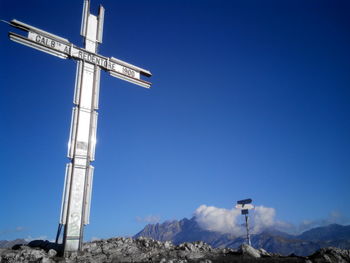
[12,240,63,255]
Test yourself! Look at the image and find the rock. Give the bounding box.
[48,248,57,257]
[238,243,261,258]
[28,240,62,254]
[1,237,350,262]
[11,244,25,250]
[42,257,55,263]
[186,252,204,260]
[87,253,108,263]
[258,248,271,257]
[28,248,46,261]
[164,241,172,249]
[308,247,350,263]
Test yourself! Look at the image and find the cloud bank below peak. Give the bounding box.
[194,204,281,235]
[193,204,350,235]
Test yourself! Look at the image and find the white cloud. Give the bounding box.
[194,205,350,236]
[251,206,276,233]
[194,204,281,235]
[136,215,161,224]
[194,205,243,235]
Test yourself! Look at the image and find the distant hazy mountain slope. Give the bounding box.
[298,224,350,241]
[135,219,182,241]
[135,217,233,245]
[0,239,27,248]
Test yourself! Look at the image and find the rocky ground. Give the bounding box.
[0,237,349,263]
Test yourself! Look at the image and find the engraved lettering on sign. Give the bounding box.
[68,169,85,236]
[78,50,108,68]
[122,67,135,78]
[35,34,55,48]
[70,212,80,234]
[77,141,88,151]
[29,32,70,55]
[109,62,115,71]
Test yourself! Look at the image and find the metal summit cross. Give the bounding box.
[5,0,152,253]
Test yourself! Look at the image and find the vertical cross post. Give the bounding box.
[60,0,104,252]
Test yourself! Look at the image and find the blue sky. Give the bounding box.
[1,0,349,241]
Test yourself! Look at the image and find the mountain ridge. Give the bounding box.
[0,239,27,249]
[134,217,350,256]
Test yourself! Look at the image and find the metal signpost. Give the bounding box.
[5,0,152,253]
[236,198,254,246]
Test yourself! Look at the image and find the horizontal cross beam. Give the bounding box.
[8,19,152,89]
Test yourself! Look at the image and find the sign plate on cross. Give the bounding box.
[9,19,151,88]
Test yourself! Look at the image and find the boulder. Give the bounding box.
[308,247,350,263]
[238,243,261,258]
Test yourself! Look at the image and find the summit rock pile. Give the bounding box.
[0,237,349,262]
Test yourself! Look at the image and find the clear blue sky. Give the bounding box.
[1,0,349,241]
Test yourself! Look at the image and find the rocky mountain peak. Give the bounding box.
[134,218,350,256]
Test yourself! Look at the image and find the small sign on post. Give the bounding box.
[236,198,254,246]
